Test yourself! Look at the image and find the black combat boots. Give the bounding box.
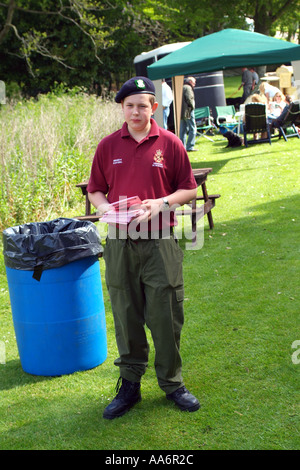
[103,377,141,420]
[166,386,200,412]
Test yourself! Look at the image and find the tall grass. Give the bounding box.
[0,91,124,230]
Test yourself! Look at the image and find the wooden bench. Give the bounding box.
[75,168,220,244]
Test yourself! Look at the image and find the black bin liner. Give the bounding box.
[3,218,103,281]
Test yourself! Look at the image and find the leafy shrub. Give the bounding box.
[0,90,123,230]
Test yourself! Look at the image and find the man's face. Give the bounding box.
[122,94,157,135]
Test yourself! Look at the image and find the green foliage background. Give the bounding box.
[0,0,299,97]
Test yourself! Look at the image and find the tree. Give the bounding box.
[1,0,299,96]
[158,0,299,39]
[0,1,176,94]
[244,0,299,36]
[0,1,118,76]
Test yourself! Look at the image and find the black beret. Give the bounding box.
[115,76,156,103]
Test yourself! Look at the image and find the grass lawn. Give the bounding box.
[0,104,299,451]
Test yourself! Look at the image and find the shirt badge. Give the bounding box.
[153,149,164,164]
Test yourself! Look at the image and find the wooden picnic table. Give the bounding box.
[75,168,220,243]
[176,168,220,235]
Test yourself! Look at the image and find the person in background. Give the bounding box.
[268,91,287,118]
[244,93,267,105]
[268,94,292,127]
[259,82,281,103]
[162,79,173,130]
[250,67,259,89]
[238,67,254,102]
[243,93,268,140]
[180,76,197,151]
[87,76,200,420]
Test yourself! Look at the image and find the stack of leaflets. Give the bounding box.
[100,196,145,225]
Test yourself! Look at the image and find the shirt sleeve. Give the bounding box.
[171,136,197,191]
[86,141,109,194]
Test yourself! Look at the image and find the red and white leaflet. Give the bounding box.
[100,196,145,225]
[109,196,142,211]
[100,209,144,225]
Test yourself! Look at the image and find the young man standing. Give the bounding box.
[87,76,200,419]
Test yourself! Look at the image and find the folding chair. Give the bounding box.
[215,105,238,133]
[273,100,300,141]
[243,103,271,147]
[236,104,245,134]
[195,107,215,142]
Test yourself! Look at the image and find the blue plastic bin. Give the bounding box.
[3,218,107,376]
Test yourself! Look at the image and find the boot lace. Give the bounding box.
[115,377,139,399]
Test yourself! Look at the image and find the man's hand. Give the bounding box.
[133,198,164,223]
[96,202,112,217]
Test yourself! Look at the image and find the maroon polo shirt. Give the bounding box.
[87,118,197,230]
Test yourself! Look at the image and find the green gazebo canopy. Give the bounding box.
[148,29,300,80]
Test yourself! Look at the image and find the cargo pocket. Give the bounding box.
[176,288,185,303]
[156,238,184,289]
[103,237,128,290]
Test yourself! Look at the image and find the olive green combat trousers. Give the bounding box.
[103,233,185,394]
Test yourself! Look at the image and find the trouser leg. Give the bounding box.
[104,236,185,393]
[186,112,196,150]
[142,238,184,393]
[104,238,149,383]
[180,119,187,147]
[242,85,252,102]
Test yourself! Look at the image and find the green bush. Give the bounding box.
[0,90,123,230]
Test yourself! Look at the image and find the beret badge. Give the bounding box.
[135,79,146,90]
